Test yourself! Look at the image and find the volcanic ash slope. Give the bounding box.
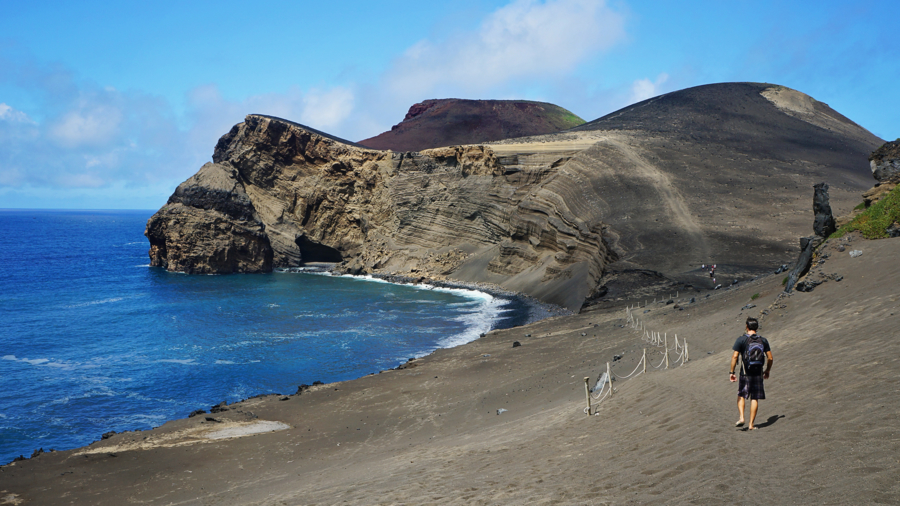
[145,83,882,310]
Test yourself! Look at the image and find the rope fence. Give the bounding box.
[583,305,689,415]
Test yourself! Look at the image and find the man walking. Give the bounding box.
[729,317,773,430]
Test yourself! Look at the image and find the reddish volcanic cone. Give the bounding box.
[358,99,585,152]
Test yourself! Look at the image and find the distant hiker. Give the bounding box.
[729,317,773,430]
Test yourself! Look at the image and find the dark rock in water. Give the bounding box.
[512,341,521,348]
[188,409,206,418]
[869,140,900,181]
[813,183,836,237]
[312,380,325,386]
[13,455,26,462]
[101,431,116,440]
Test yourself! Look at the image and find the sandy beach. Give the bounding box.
[2,233,898,505]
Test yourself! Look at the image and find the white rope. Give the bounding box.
[612,353,645,380]
[586,305,691,415]
[589,376,609,400]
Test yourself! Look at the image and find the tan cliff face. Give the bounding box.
[146,114,616,309]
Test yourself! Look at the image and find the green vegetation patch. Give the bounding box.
[831,184,900,239]
[751,293,760,300]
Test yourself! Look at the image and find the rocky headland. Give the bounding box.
[146,82,882,311]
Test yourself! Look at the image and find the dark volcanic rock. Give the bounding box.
[813,183,836,237]
[145,162,273,274]
[358,99,584,152]
[785,235,822,293]
[869,140,900,181]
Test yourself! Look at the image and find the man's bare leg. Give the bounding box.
[748,399,759,429]
[736,396,746,426]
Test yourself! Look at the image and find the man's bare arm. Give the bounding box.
[729,351,740,381]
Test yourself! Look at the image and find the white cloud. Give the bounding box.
[185,84,357,159]
[299,88,355,131]
[386,0,626,97]
[49,103,123,148]
[0,103,34,123]
[629,72,669,104]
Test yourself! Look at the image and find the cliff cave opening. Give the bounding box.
[296,236,343,263]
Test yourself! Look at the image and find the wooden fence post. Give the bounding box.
[584,377,591,415]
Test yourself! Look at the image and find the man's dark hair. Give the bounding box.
[746,317,759,331]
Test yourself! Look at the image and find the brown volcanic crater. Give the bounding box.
[358,99,585,152]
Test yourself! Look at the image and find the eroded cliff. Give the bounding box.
[146,114,616,309]
[147,83,884,310]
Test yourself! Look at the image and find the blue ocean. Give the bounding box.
[0,209,531,464]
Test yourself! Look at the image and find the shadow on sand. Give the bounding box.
[740,414,785,431]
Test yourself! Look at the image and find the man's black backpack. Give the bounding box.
[743,333,766,373]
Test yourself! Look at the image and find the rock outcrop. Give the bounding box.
[869,140,900,181]
[147,114,614,309]
[146,162,273,274]
[148,83,884,310]
[358,99,584,152]
[813,183,836,237]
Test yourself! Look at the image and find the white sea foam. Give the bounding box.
[157,359,197,365]
[437,295,508,350]
[65,297,124,308]
[215,360,236,365]
[1,355,74,368]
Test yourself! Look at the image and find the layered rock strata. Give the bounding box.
[147,115,615,309]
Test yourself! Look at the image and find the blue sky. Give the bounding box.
[1,0,897,209]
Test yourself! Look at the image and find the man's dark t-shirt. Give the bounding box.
[732,333,770,376]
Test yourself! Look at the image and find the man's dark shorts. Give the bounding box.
[738,374,765,400]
